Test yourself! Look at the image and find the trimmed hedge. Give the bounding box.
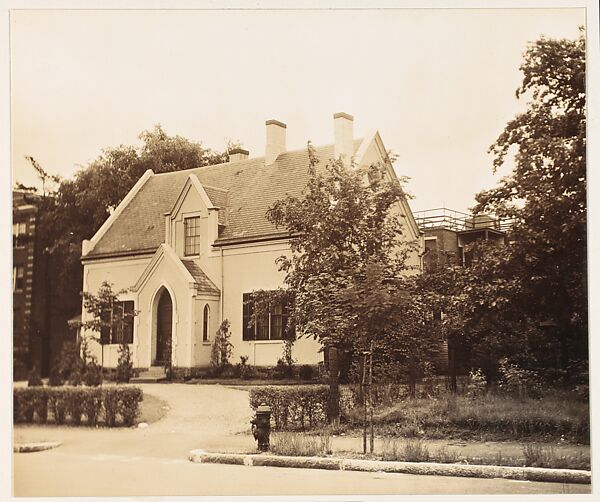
[249,385,329,430]
[14,386,143,427]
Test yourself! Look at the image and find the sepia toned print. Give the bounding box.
[10,5,593,498]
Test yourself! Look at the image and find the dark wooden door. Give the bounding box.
[155,290,173,365]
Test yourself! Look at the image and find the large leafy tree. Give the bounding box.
[467,29,587,379]
[22,125,237,371]
[266,145,425,421]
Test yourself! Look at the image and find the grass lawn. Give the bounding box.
[138,392,169,424]
[343,393,589,444]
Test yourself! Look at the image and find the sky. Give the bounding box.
[10,7,585,214]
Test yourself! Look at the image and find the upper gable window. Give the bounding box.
[184,216,201,256]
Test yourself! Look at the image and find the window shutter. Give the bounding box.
[242,293,255,341]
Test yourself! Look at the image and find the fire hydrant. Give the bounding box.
[251,404,271,452]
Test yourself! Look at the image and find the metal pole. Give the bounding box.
[368,344,374,453]
[362,351,367,454]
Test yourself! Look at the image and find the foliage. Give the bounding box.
[13,386,143,427]
[267,146,418,352]
[83,360,103,387]
[466,369,487,398]
[55,341,84,384]
[116,387,143,426]
[236,355,254,380]
[273,340,296,379]
[357,393,589,442]
[210,319,233,371]
[249,385,330,430]
[270,429,333,457]
[266,144,421,420]
[81,281,136,348]
[116,344,134,383]
[299,364,315,381]
[461,29,588,381]
[497,358,543,398]
[27,365,43,387]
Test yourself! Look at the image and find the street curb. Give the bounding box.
[14,441,62,453]
[188,450,591,484]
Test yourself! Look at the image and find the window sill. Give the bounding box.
[251,340,284,345]
[202,341,211,346]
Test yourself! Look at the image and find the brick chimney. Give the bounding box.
[229,148,249,162]
[334,112,354,167]
[265,119,286,166]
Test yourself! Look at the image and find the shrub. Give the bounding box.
[103,388,120,427]
[299,365,314,381]
[466,368,487,398]
[56,341,84,383]
[237,356,255,380]
[249,385,329,430]
[48,366,64,386]
[117,386,143,426]
[82,387,103,426]
[27,365,43,387]
[497,358,542,398]
[33,388,50,423]
[14,388,35,423]
[65,387,85,425]
[13,386,143,427]
[211,319,233,372]
[68,367,83,386]
[49,389,68,424]
[84,361,103,387]
[116,344,134,383]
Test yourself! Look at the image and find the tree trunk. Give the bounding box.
[327,346,340,426]
[408,356,416,398]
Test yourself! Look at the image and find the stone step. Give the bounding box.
[130,366,167,383]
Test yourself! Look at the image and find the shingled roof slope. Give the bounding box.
[88,140,363,257]
[181,260,220,295]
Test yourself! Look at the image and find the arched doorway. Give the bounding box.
[155,288,173,365]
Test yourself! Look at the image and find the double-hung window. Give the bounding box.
[100,301,135,344]
[13,265,24,292]
[184,217,201,256]
[242,292,295,341]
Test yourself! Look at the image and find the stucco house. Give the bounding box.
[80,113,423,373]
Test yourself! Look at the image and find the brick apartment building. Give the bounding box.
[13,189,49,378]
[414,207,510,377]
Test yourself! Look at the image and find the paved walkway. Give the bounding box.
[14,383,256,459]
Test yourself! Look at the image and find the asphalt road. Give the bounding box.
[13,447,590,496]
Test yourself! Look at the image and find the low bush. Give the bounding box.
[249,385,329,430]
[117,386,143,426]
[33,388,50,423]
[84,361,103,387]
[27,365,43,387]
[270,429,333,457]
[116,344,134,383]
[13,386,143,427]
[299,365,315,381]
[48,367,64,386]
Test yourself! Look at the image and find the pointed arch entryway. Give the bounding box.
[152,286,174,366]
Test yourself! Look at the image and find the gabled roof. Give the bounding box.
[85,138,393,258]
[131,244,220,297]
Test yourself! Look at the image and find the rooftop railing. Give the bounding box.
[414,207,513,233]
